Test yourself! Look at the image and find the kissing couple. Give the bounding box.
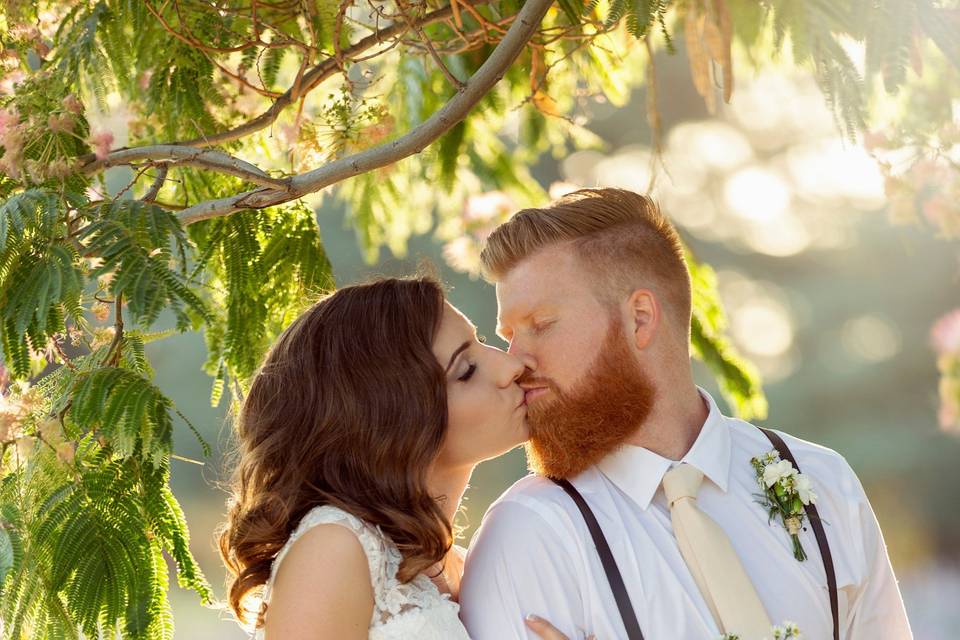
[219,188,912,639]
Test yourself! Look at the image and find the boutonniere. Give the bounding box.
[750,450,818,561]
[719,621,802,639]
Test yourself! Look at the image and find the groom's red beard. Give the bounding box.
[522,319,656,479]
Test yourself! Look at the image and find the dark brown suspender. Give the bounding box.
[552,427,840,640]
[759,428,840,640]
[552,477,645,640]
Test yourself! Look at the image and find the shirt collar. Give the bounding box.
[595,387,732,510]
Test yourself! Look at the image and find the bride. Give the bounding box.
[218,276,572,639]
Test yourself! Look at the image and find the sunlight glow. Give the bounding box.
[724,166,792,222]
[842,314,902,362]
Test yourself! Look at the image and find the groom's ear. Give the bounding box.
[626,289,659,350]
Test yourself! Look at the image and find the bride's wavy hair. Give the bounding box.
[217,277,452,626]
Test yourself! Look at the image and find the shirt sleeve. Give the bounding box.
[459,498,588,640]
[842,460,913,640]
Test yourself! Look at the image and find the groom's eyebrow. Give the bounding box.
[496,311,534,338]
[445,341,471,373]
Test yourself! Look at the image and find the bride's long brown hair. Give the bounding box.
[217,277,452,626]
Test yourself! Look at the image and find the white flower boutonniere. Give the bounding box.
[750,450,818,561]
[719,620,803,639]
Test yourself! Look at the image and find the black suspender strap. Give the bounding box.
[759,428,840,640]
[551,478,645,640]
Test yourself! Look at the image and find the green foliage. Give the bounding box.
[0,182,217,638]
[610,0,671,39]
[687,251,768,420]
[760,0,958,139]
[187,198,334,397]
[79,200,211,330]
[0,449,211,639]
[0,188,85,378]
[69,367,173,463]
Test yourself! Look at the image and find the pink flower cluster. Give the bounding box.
[931,309,960,433]
[90,130,113,161]
[931,309,960,357]
[463,191,515,242]
[0,106,25,179]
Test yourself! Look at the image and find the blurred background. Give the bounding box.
[151,55,960,638]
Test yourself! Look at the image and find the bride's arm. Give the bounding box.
[262,524,374,639]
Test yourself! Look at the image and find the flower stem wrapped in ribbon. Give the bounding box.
[750,450,819,562]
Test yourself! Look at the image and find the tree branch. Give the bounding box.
[176,0,553,225]
[162,0,496,149]
[82,146,292,190]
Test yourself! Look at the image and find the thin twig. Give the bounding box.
[50,338,78,371]
[104,292,124,368]
[395,0,465,90]
[113,165,153,201]
[141,165,169,203]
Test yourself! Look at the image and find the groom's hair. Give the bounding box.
[480,187,691,335]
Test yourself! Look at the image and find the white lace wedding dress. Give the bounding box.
[255,504,471,639]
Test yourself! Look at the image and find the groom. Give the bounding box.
[458,188,912,639]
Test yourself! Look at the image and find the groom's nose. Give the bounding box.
[507,341,537,372]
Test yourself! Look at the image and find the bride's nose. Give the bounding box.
[495,350,526,387]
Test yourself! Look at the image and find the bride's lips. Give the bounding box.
[522,387,548,404]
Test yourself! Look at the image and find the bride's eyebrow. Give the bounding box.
[444,341,471,373]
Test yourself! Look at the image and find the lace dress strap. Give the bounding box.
[262,505,392,611]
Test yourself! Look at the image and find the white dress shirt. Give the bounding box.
[460,389,912,640]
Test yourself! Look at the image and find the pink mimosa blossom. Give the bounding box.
[90,130,114,160]
[0,106,19,137]
[62,94,83,114]
[931,309,960,356]
[464,191,514,223]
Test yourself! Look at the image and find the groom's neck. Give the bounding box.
[622,381,708,461]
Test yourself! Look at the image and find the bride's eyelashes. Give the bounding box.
[458,363,477,382]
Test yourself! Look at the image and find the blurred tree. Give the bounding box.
[0,0,956,637]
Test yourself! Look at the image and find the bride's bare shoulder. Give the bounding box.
[265,524,374,639]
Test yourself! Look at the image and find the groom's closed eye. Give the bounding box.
[531,320,555,336]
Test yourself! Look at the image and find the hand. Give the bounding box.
[524,614,596,640]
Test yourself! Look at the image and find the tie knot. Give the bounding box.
[662,463,704,506]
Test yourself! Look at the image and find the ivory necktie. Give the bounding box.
[662,463,772,639]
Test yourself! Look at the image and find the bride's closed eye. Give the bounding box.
[458,364,477,382]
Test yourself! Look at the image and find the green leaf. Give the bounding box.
[0,522,15,584]
[557,0,583,26]
[437,120,468,192]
